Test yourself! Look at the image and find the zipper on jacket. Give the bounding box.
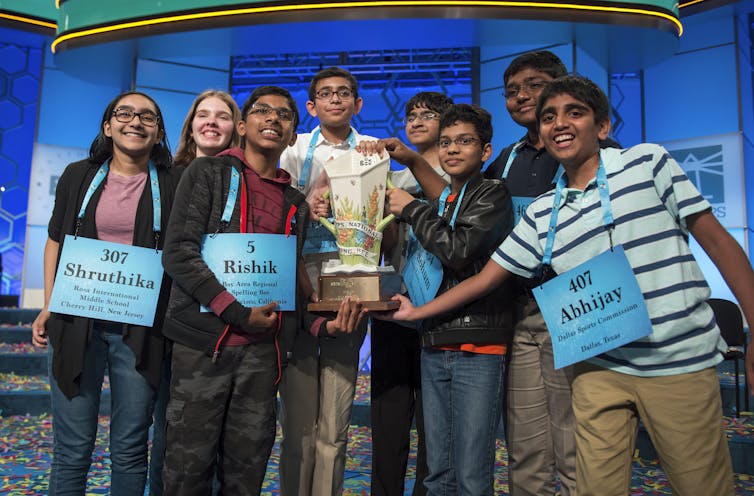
[285,205,297,237]
[274,311,283,384]
[212,324,231,363]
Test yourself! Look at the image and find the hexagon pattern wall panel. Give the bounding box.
[0,42,42,296]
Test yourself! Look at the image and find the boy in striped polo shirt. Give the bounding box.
[390,75,754,495]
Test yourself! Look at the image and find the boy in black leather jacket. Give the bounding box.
[384,104,515,495]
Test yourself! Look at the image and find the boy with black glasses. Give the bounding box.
[160,86,365,495]
[383,104,515,495]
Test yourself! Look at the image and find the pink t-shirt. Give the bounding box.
[95,171,148,245]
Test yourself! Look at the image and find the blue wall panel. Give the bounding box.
[644,44,738,142]
[36,68,122,149]
[0,40,42,296]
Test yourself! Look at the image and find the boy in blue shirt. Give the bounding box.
[391,75,754,495]
[385,104,515,495]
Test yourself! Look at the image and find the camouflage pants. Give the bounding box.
[162,341,278,496]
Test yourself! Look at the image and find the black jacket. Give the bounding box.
[47,159,183,398]
[161,154,312,365]
[401,173,516,347]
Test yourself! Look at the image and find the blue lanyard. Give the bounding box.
[542,156,614,266]
[500,140,526,180]
[221,166,241,224]
[437,181,469,228]
[77,161,162,244]
[299,127,356,191]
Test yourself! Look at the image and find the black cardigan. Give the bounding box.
[47,159,183,398]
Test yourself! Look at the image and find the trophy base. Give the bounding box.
[308,271,402,312]
[308,300,400,312]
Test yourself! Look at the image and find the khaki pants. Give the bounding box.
[278,252,368,496]
[507,299,575,496]
[572,364,733,496]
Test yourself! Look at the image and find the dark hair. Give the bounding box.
[535,75,610,127]
[241,85,300,131]
[88,91,172,168]
[404,91,454,116]
[503,50,568,86]
[439,103,493,146]
[174,90,242,167]
[308,66,359,101]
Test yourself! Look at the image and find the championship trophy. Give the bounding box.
[307,149,402,311]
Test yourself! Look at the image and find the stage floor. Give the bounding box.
[1,410,753,495]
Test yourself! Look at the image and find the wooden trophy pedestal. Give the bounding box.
[307,271,402,312]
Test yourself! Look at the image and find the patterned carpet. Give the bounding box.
[1,373,753,494]
[1,413,753,495]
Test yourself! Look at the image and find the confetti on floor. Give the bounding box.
[1,413,753,495]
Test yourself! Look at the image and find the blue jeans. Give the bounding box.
[49,323,156,496]
[149,347,171,496]
[421,348,504,496]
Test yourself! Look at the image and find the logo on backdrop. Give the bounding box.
[663,133,744,228]
[668,144,725,218]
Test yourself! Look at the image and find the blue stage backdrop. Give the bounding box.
[230,48,476,157]
[0,41,41,296]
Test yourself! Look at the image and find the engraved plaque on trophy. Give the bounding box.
[307,150,401,312]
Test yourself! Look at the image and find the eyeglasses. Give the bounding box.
[503,80,548,99]
[112,107,159,127]
[314,88,354,100]
[247,104,295,122]
[437,136,481,148]
[403,112,439,125]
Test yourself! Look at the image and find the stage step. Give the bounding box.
[0,352,47,375]
[0,308,39,325]
[0,325,32,343]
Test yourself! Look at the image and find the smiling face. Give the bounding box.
[538,92,610,169]
[438,121,492,188]
[238,93,297,156]
[306,76,363,131]
[505,67,554,130]
[103,93,161,163]
[405,104,441,150]
[190,96,236,158]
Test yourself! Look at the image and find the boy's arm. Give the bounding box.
[356,138,446,200]
[391,259,511,321]
[383,138,446,200]
[687,210,754,394]
[403,183,513,271]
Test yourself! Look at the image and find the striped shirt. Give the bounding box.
[492,144,726,377]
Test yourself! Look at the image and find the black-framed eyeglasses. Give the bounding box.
[247,104,295,122]
[437,136,481,148]
[314,88,354,100]
[503,80,548,99]
[112,107,160,127]
[403,112,439,125]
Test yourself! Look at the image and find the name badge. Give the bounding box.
[302,221,338,255]
[533,246,652,369]
[48,235,164,326]
[511,196,533,225]
[201,233,297,311]
[402,229,443,307]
